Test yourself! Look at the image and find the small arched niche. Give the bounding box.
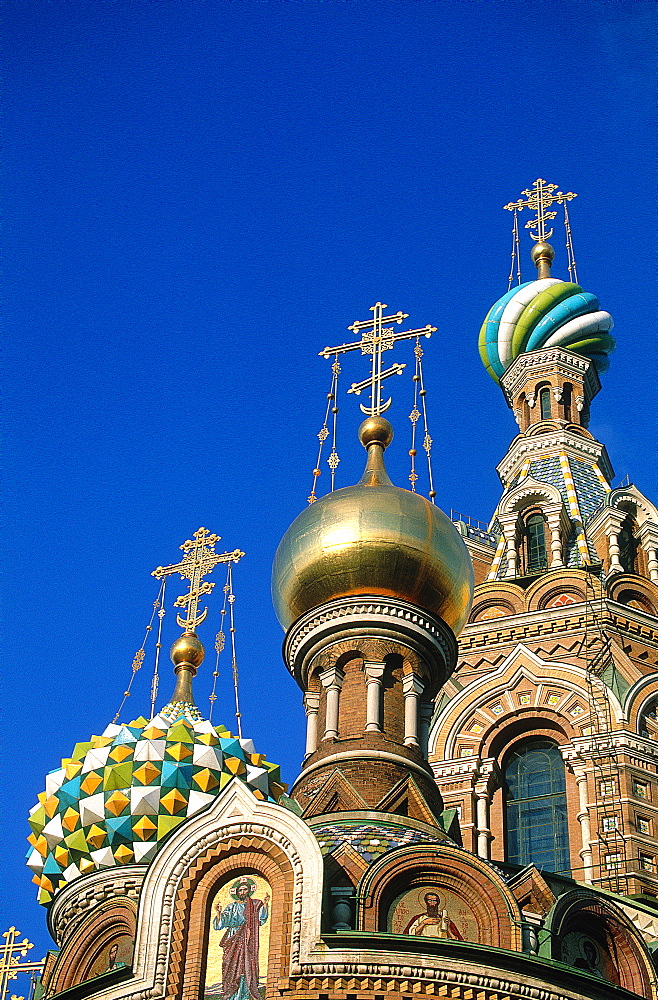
[547,891,655,997]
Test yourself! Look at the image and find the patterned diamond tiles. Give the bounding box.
[27,704,286,908]
[312,821,443,863]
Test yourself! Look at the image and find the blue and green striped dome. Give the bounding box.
[479,278,614,384]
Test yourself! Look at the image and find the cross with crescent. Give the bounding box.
[152,528,244,632]
[319,302,435,416]
[0,927,44,1000]
[504,177,577,243]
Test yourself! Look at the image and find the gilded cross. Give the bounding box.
[152,528,244,632]
[319,302,435,415]
[504,178,577,242]
[0,928,44,1000]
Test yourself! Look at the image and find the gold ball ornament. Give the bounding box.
[530,241,555,265]
[170,632,205,668]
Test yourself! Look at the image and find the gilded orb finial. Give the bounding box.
[530,240,555,279]
[358,415,393,450]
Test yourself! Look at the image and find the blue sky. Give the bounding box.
[3,0,655,959]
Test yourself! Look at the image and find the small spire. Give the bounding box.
[152,528,245,706]
[358,415,394,487]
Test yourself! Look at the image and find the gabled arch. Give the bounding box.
[42,895,137,995]
[625,674,658,735]
[608,573,658,615]
[86,779,324,1000]
[498,477,563,516]
[607,485,658,527]
[526,568,587,612]
[430,645,594,761]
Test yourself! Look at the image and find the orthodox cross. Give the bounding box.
[319,302,435,415]
[0,928,44,1000]
[152,528,244,632]
[504,178,577,243]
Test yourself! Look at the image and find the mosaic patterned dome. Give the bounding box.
[27,701,285,907]
[478,278,615,384]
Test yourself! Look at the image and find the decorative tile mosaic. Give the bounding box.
[27,702,285,908]
[312,822,442,863]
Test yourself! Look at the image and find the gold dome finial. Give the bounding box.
[504,178,578,279]
[530,240,555,279]
[357,415,394,488]
[152,528,245,705]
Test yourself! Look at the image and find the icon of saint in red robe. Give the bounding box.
[213,877,270,1000]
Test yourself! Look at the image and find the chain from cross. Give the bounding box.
[0,928,44,1000]
[319,302,435,415]
[504,178,577,243]
[152,528,245,632]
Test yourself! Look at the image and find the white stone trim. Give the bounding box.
[89,778,324,999]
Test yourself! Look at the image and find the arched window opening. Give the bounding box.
[518,394,530,429]
[618,517,637,573]
[562,384,572,422]
[504,738,570,874]
[539,387,552,420]
[639,697,658,740]
[524,513,548,573]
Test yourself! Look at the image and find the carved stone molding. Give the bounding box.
[48,867,145,946]
[284,595,457,695]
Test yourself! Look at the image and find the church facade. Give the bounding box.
[28,187,658,1000]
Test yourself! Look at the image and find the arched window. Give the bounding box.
[618,518,637,573]
[504,738,570,874]
[518,394,530,429]
[539,387,552,420]
[562,385,572,422]
[524,513,548,573]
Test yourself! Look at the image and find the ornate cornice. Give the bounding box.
[501,347,601,403]
[458,599,658,653]
[48,867,145,946]
[284,595,457,690]
[496,428,613,487]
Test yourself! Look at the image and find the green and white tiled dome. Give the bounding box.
[478,278,614,384]
[27,701,285,907]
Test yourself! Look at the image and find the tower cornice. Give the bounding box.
[496,426,614,488]
[500,347,601,409]
[284,594,457,694]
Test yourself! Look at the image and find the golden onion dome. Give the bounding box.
[272,416,474,635]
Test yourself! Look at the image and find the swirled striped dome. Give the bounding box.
[478,278,614,384]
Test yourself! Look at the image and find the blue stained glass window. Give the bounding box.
[505,738,570,874]
[540,387,552,420]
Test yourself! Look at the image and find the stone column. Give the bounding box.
[330,887,354,931]
[638,523,658,584]
[418,700,435,759]
[402,673,425,746]
[545,513,565,568]
[303,691,320,757]
[363,661,386,733]
[498,514,519,578]
[608,532,623,574]
[320,665,345,741]
[474,781,491,860]
[574,766,594,883]
[647,547,658,585]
